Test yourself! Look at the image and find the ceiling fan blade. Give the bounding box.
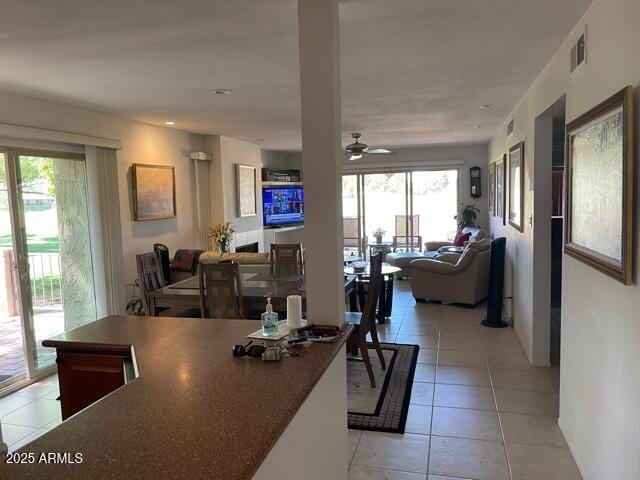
[366,148,393,154]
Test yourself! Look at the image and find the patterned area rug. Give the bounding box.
[347,343,419,433]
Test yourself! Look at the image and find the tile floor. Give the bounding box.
[350,281,581,480]
[0,373,60,452]
[0,282,581,479]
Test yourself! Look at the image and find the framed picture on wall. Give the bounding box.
[236,164,257,217]
[496,154,506,225]
[564,86,634,285]
[508,142,524,232]
[131,164,176,221]
[488,163,496,216]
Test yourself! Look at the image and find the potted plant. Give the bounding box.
[125,279,145,315]
[455,204,480,232]
[208,221,236,253]
[373,227,386,244]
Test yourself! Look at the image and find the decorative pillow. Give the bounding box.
[452,232,471,247]
[174,250,197,271]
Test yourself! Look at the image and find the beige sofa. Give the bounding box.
[199,252,270,274]
[410,238,491,305]
[424,227,486,253]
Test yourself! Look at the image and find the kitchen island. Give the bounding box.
[0,315,350,479]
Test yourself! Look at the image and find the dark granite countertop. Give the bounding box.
[1,315,350,479]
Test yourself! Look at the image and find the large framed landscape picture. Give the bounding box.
[489,162,496,216]
[565,86,634,285]
[131,164,177,221]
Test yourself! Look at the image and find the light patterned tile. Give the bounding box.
[434,384,496,411]
[429,436,509,480]
[500,413,567,448]
[436,366,490,387]
[494,388,559,417]
[506,443,582,480]
[490,368,550,392]
[353,432,429,473]
[431,407,502,441]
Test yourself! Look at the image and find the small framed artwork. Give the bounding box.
[496,155,506,224]
[131,164,176,221]
[565,86,634,285]
[236,164,257,217]
[488,163,496,216]
[508,142,524,232]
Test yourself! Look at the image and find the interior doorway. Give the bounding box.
[532,96,566,367]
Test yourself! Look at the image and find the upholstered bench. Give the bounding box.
[385,251,425,279]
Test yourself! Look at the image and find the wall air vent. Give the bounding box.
[570,30,587,73]
[507,119,514,137]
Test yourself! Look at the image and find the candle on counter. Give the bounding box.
[286,295,303,329]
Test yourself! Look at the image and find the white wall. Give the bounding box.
[0,90,205,285]
[261,149,303,174]
[204,135,264,251]
[487,0,640,478]
[344,143,490,229]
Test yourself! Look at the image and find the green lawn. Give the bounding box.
[0,234,60,253]
[31,274,62,301]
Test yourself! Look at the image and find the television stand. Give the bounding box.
[263,224,304,251]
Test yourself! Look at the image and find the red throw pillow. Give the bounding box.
[452,232,471,247]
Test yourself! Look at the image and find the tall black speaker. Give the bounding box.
[153,243,171,284]
[482,237,509,328]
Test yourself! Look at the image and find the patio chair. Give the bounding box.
[343,217,366,254]
[392,215,422,252]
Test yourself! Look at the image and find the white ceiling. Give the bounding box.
[0,0,592,151]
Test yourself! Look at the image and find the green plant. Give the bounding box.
[372,227,386,238]
[455,204,480,231]
[125,279,145,315]
[208,221,236,253]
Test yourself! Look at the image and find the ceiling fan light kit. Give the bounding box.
[344,132,393,160]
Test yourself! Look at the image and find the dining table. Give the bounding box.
[149,271,358,319]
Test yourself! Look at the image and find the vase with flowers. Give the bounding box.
[372,227,386,244]
[208,221,236,253]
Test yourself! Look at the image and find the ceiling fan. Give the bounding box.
[344,133,393,160]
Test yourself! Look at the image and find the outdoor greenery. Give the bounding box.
[31,274,61,300]
[0,234,60,253]
[0,156,55,196]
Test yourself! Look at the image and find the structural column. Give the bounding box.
[298,0,344,327]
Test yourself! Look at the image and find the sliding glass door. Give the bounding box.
[0,153,26,388]
[1,148,97,386]
[412,170,459,243]
[342,168,459,257]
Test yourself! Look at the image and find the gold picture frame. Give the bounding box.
[131,163,176,221]
[564,86,634,285]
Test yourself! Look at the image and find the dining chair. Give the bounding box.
[270,242,304,275]
[136,252,168,316]
[345,252,386,388]
[199,262,246,319]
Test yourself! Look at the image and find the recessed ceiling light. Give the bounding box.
[165,121,175,126]
[480,104,495,109]
[473,125,482,129]
[212,88,233,95]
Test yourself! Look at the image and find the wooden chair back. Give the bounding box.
[359,252,383,336]
[270,243,304,274]
[136,252,167,315]
[199,262,245,319]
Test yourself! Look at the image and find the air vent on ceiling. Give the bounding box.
[507,119,514,137]
[570,30,587,73]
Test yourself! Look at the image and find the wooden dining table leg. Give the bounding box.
[348,287,359,312]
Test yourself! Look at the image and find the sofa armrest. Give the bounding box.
[424,241,451,252]
[435,253,461,264]
[410,258,457,274]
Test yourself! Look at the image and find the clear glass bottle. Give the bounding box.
[261,297,279,336]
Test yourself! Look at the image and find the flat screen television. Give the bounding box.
[262,185,304,227]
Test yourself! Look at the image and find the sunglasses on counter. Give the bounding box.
[232,341,267,358]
